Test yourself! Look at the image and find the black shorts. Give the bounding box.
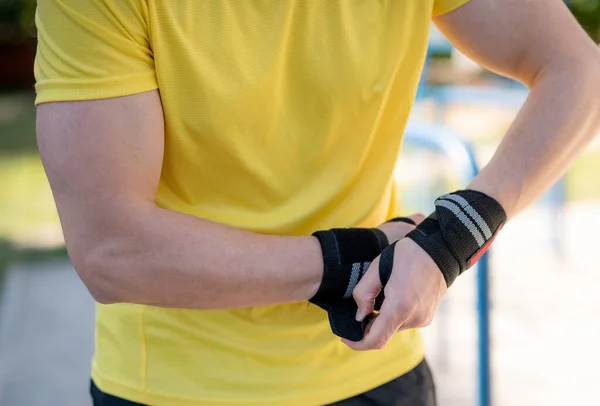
[91,359,436,406]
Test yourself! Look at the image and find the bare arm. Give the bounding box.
[435,0,600,218]
[37,91,324,308]
[348,0,600,350]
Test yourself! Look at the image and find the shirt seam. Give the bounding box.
[139,305,148,391]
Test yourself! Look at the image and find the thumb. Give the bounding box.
[388,213,425,225]
[378,213,425,243]
[408,213,426,224]
[353,257,383,322]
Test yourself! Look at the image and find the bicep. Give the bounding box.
[36,91,164,260]
[433,0,597,86]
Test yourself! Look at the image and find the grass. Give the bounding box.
[0,93,37,154]
[0,92,61,242]
[0,92,67,281]
[0,154,60,241]
[0,238,68,282]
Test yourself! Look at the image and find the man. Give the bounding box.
[34,0,599,405]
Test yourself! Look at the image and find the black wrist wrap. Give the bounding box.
[309,228,388,341]
[406,190,506,287]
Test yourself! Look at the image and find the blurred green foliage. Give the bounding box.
[0,238,67,273]
[0,0,36,44]
[0,93,66,275]
[0,94,60,244]
[571,0,600,42]
[0,93,35,153]
[0,154,60,241]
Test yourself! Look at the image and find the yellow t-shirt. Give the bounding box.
[35,1,469,405]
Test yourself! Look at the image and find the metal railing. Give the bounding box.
[403,121,491,406]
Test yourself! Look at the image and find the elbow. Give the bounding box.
[73,245,131,305]
[523,48,600,91]
[86,280,122,305]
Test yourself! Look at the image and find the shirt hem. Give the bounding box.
[34,71,159,106]
[91,350,425,406]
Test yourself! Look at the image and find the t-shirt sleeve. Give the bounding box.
[34,0,158,105]
[432,0,471,17]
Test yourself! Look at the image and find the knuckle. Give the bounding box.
[412,312,434,328]
[416,315,431,327]
[352,288,370,304]
[372,338,388,350]
[396,301,414,316]
[352,288,363,302]
[346,341,366,351]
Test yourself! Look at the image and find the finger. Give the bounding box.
[408,213,425,224]
[387,216,417,225]
[387,213,425,225]
[376,220,415,243]
[352,257,382,322]
[345,299,409,351]
[341,313,378,347]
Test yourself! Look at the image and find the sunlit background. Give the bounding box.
[0,1,599,406]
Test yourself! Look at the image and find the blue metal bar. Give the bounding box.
[477,252,491,406]
[549,178,567,258]
[404,121,491,406]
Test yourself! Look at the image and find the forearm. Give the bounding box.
[81,203,323,309]
[469,61,600,218]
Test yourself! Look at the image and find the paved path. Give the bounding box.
[0,261,94,406]
[0,204,599,406]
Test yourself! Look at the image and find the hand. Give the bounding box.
[343,237,447,350]
[376,213,424,243]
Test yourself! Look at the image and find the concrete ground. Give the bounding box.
[0,204,599,406]
[0,261,95,406]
